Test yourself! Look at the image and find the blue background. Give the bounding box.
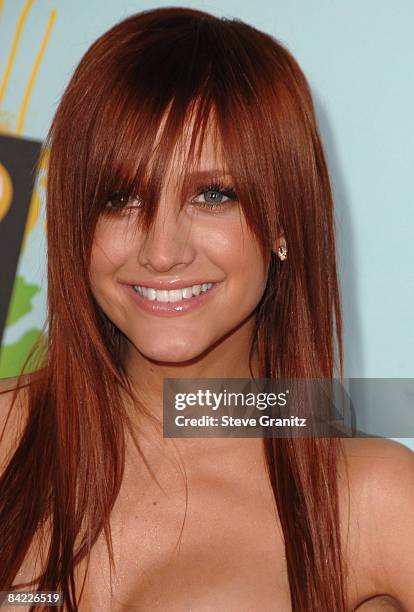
[0,0,413,448]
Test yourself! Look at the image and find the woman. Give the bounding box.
[1,7,413,611]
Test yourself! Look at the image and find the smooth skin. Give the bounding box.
[1,380,414,611]
[1,124,413,610]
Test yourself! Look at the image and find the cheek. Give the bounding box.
[205,227,269,315]
[89,237,130,329]
[89,226,129,304]
[207,225,267,280]
[90,222,134,277]
[89,243,112,296]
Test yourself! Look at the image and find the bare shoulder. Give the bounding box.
[338,437,414,534]
[339,437,414,608]
[0,375,31,473]
[339,436,414,492]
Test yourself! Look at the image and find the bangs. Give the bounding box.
[62,10,292,258]
[89,90,228,233]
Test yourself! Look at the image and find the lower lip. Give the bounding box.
[123,283,223,317]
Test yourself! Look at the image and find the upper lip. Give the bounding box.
[121,279,219,290]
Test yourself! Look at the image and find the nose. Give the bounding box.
[137,200,196,273]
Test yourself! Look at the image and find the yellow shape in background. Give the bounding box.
[0,0,56,237]
[17,8,57,135]
[0,0,35,109]
[38,147,49,171]
[0,2,57,135]
[0,161,13,222]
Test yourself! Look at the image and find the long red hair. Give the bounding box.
[0,7,346,610]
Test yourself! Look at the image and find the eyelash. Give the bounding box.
[192,182,238,211]
[105,181,238,215]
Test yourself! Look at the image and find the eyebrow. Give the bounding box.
[181,169,232,182]
[163,169,234,194]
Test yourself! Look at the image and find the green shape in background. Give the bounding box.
[4,275,39,326]
[0,275,46,378]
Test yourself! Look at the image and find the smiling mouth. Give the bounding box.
[132,282,215,302]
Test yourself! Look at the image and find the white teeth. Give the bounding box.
[157,290,169,302]
[133,283,214,302]
[182,287,193,299]
[168,290,183,301]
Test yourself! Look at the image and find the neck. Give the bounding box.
[122,314,261,424]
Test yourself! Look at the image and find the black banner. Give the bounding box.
[0,133,42,345]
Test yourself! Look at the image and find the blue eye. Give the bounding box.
[197,189,229,204]
[105,182,238,215]
[192,182,238,210]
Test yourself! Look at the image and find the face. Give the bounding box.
[89,122,271,367]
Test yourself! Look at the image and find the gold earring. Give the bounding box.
[277,245,287,261]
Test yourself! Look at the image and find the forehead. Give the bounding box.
[153,104,229,188]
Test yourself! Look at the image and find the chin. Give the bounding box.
[133,334,210,365]
[140,348,206,365]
